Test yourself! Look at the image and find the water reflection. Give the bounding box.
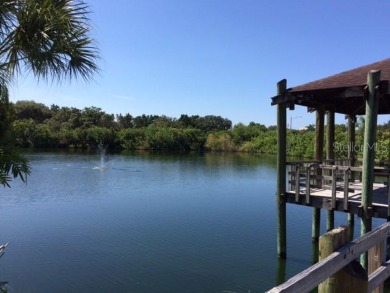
[273,243,319,292]
[0,151,319,292]
[275,258,286,286]
[204,152,276,169]
[120,150,277,169]
[0,281,9,293]
[0,248,9,293]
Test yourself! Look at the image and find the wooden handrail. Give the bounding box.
[267,221,390,292]
[286,160,320,166]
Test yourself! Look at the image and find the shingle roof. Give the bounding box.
[291,58,390,92]
[272,58,390,115]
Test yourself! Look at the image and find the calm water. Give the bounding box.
[0,151,384,292]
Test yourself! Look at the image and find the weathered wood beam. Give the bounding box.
[368,241,385,293]
[271,94,295,106]
[368,257,390,292]
[284,192,390,219]
[361,70,381,269]
[267,221,390,293]
[341,86,365,98]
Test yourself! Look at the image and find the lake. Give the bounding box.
[0,151,384,292]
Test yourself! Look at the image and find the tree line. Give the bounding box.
[10,100,390,161]
[11,100,233,151]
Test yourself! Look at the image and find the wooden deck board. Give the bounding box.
[286,181,390,219]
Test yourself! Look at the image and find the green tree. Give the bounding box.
[31,124,58,147]
[12,119,36,147]
[252,130,277,154]
[195,115,232,132]
[57,128,77,147]
[145,125,179,150]
[84,126,116,147]
[153,115,177,128]
[179,128,205,150]
[133,114,159,128]
[231,122,265,146]
[287,130,315,158]
[13,100,52,122]
[178,114,194,128]
[116,113,134,129]
[205,132,236,152]
[118,128,145,149]
[0,0,99,186]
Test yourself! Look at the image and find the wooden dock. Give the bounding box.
[286,161,390,219]
[270,59,390,290]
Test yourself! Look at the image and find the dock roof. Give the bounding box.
[272,58,390,115]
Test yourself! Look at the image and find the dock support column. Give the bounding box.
[318,226,368,293]
[348,115,356,240]
[348,115,356,167]
[361,70,381,269]
[313,109,325,243]
[326,111,335,231]
[276,79,287,259]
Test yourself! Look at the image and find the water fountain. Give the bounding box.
[93,143,109,171]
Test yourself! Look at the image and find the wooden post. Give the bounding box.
[348,115,356,167]
[361,70,381,269]
[316,108,325,167]
[312,208,321,244]
[318,226,368,293]
[327,111,335,160]
[327,111,335,231]
[368,242,385,293]
[348,213,355,241]
[277,79,287,259]
[313,109,324,243]
[312,241,319,265]
[348,115,356,241]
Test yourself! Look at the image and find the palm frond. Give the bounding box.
[0,85,30,188]
[0,1,17,35]
[0,0,99,83]
[0,147,30,187]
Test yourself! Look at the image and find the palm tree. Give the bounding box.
[0,0,99,186]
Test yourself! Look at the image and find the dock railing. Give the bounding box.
[266,221,390,292]
[287,160,390,216]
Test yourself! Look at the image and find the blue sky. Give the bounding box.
[8,0,390,128]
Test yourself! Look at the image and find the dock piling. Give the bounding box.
[318,226,368,293]
[326,111,335,231]
[361,70,381,269]
[313,109,324,243]
[276,79,287,259]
